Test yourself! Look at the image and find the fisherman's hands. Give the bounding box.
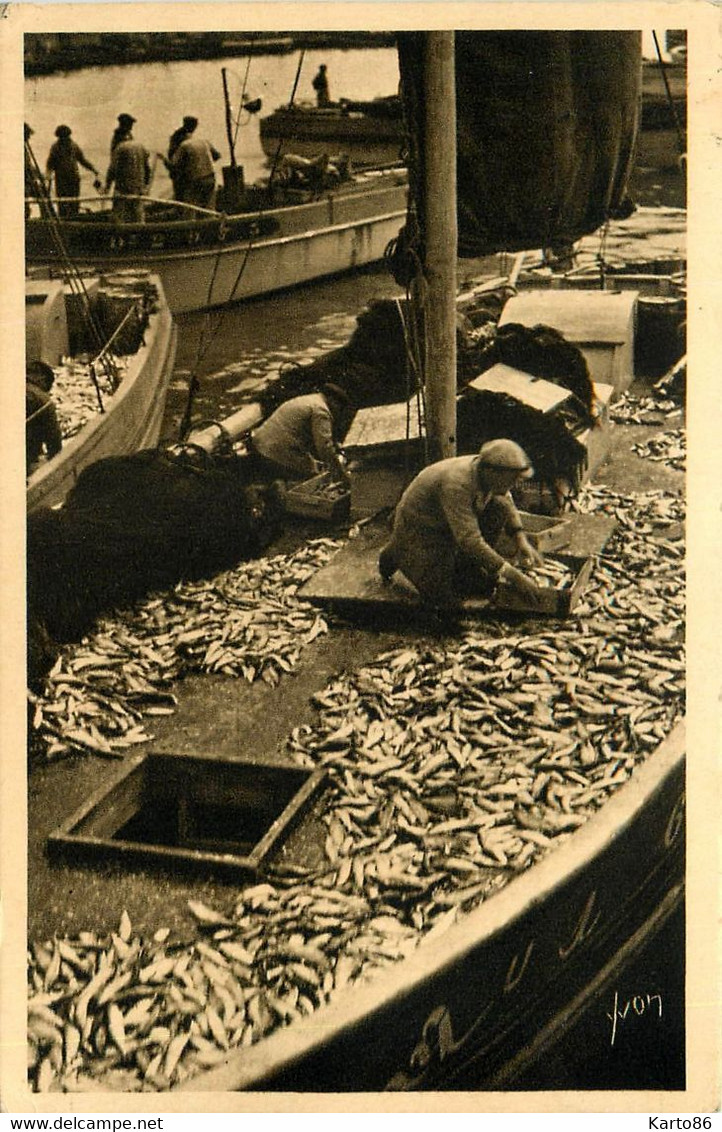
[497,562,541,607]
[514,532,544,568]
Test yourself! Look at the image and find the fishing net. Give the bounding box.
[27,448,284,685]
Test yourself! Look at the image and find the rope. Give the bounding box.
[179,50,308,441]
[232,57,254,150]
[25,140,118,400]
[652,31,686,156]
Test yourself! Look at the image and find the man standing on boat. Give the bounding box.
[104,125,151,223]
[169,117,221,209]
[165,115,197,200]
[45,125,101,219]
[246,384,352,485]
[312,64,331,107]
[110,113,136,154]
[378,439,544,610]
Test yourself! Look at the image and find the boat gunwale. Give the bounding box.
[178,719,685,1093]
[26,275,176,511]
[25,205,409,272]
[25,169,409,237]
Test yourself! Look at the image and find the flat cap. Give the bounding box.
[478,438,533,476]
[117,113,136,126]
[182,115,198,129]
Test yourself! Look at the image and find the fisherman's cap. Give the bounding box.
[183,115,199,129]
[322,382,350,404]
[478,438,533,477]
[118,113,136,126]
[55,124,72,137]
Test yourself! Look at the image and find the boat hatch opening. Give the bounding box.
[47,752,327,879]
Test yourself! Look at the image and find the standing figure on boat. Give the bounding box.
[246,383,352,485]
[165,115,197,200]
[169,117,221,209]
[104,124,151,223]
[110,113,136,154]
[312,64,331,107]
[45,125,100,219]
[26,361,62,473]
[378,439,544,611]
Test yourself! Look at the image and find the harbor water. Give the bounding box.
[24,45,401,201]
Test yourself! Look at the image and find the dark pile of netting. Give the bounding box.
[257,295,562,412]
[27,448,284,687]
[467,321,598,424]
[257,299,423,417]
[456,394,588,500]
[255,298,595,499]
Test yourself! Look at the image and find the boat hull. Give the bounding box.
[181,721,684,1092]
[260,108,405,167]
[26,277,177,511]
[25,176,408,315]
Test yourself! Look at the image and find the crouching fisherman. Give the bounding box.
[378,439,543,610]
[245,383,353,487]
[26,361,62,474]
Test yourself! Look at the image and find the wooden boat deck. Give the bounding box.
[179,721,684,1091]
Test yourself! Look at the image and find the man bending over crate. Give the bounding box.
[246,384,352,486]
[378,439,544,610]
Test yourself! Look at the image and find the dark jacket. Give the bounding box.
[26,381,62,470]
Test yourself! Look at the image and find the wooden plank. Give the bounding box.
[252,769,328,868]
[47,758,146,840]
[468,364,572,414]
[343,399,426,454]
[299,513,611,620]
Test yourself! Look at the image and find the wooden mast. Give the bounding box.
[222,67,237,169]
[423,31,458,460]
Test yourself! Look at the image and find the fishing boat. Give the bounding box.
[259,49,688,174]
[24,166,408,317]
[180,30,686,1093]
[259,96,406,168]
[26,270,177,510]
[25,31,688,1096]
[178,723,684,1091]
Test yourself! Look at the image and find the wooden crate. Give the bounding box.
[25,278,69,365]
[499,289,639,395]
[47,753,327,879]
[284,472,351,521]
[490,554,595,617]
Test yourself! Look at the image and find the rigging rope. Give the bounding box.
[25,140,118,405]
[178,50,307,440]
[232,57,254,150]
[652,31,686,157]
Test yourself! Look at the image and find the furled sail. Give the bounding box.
[396,30,641,258]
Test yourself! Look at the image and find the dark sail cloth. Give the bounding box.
[395,31,641,262]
